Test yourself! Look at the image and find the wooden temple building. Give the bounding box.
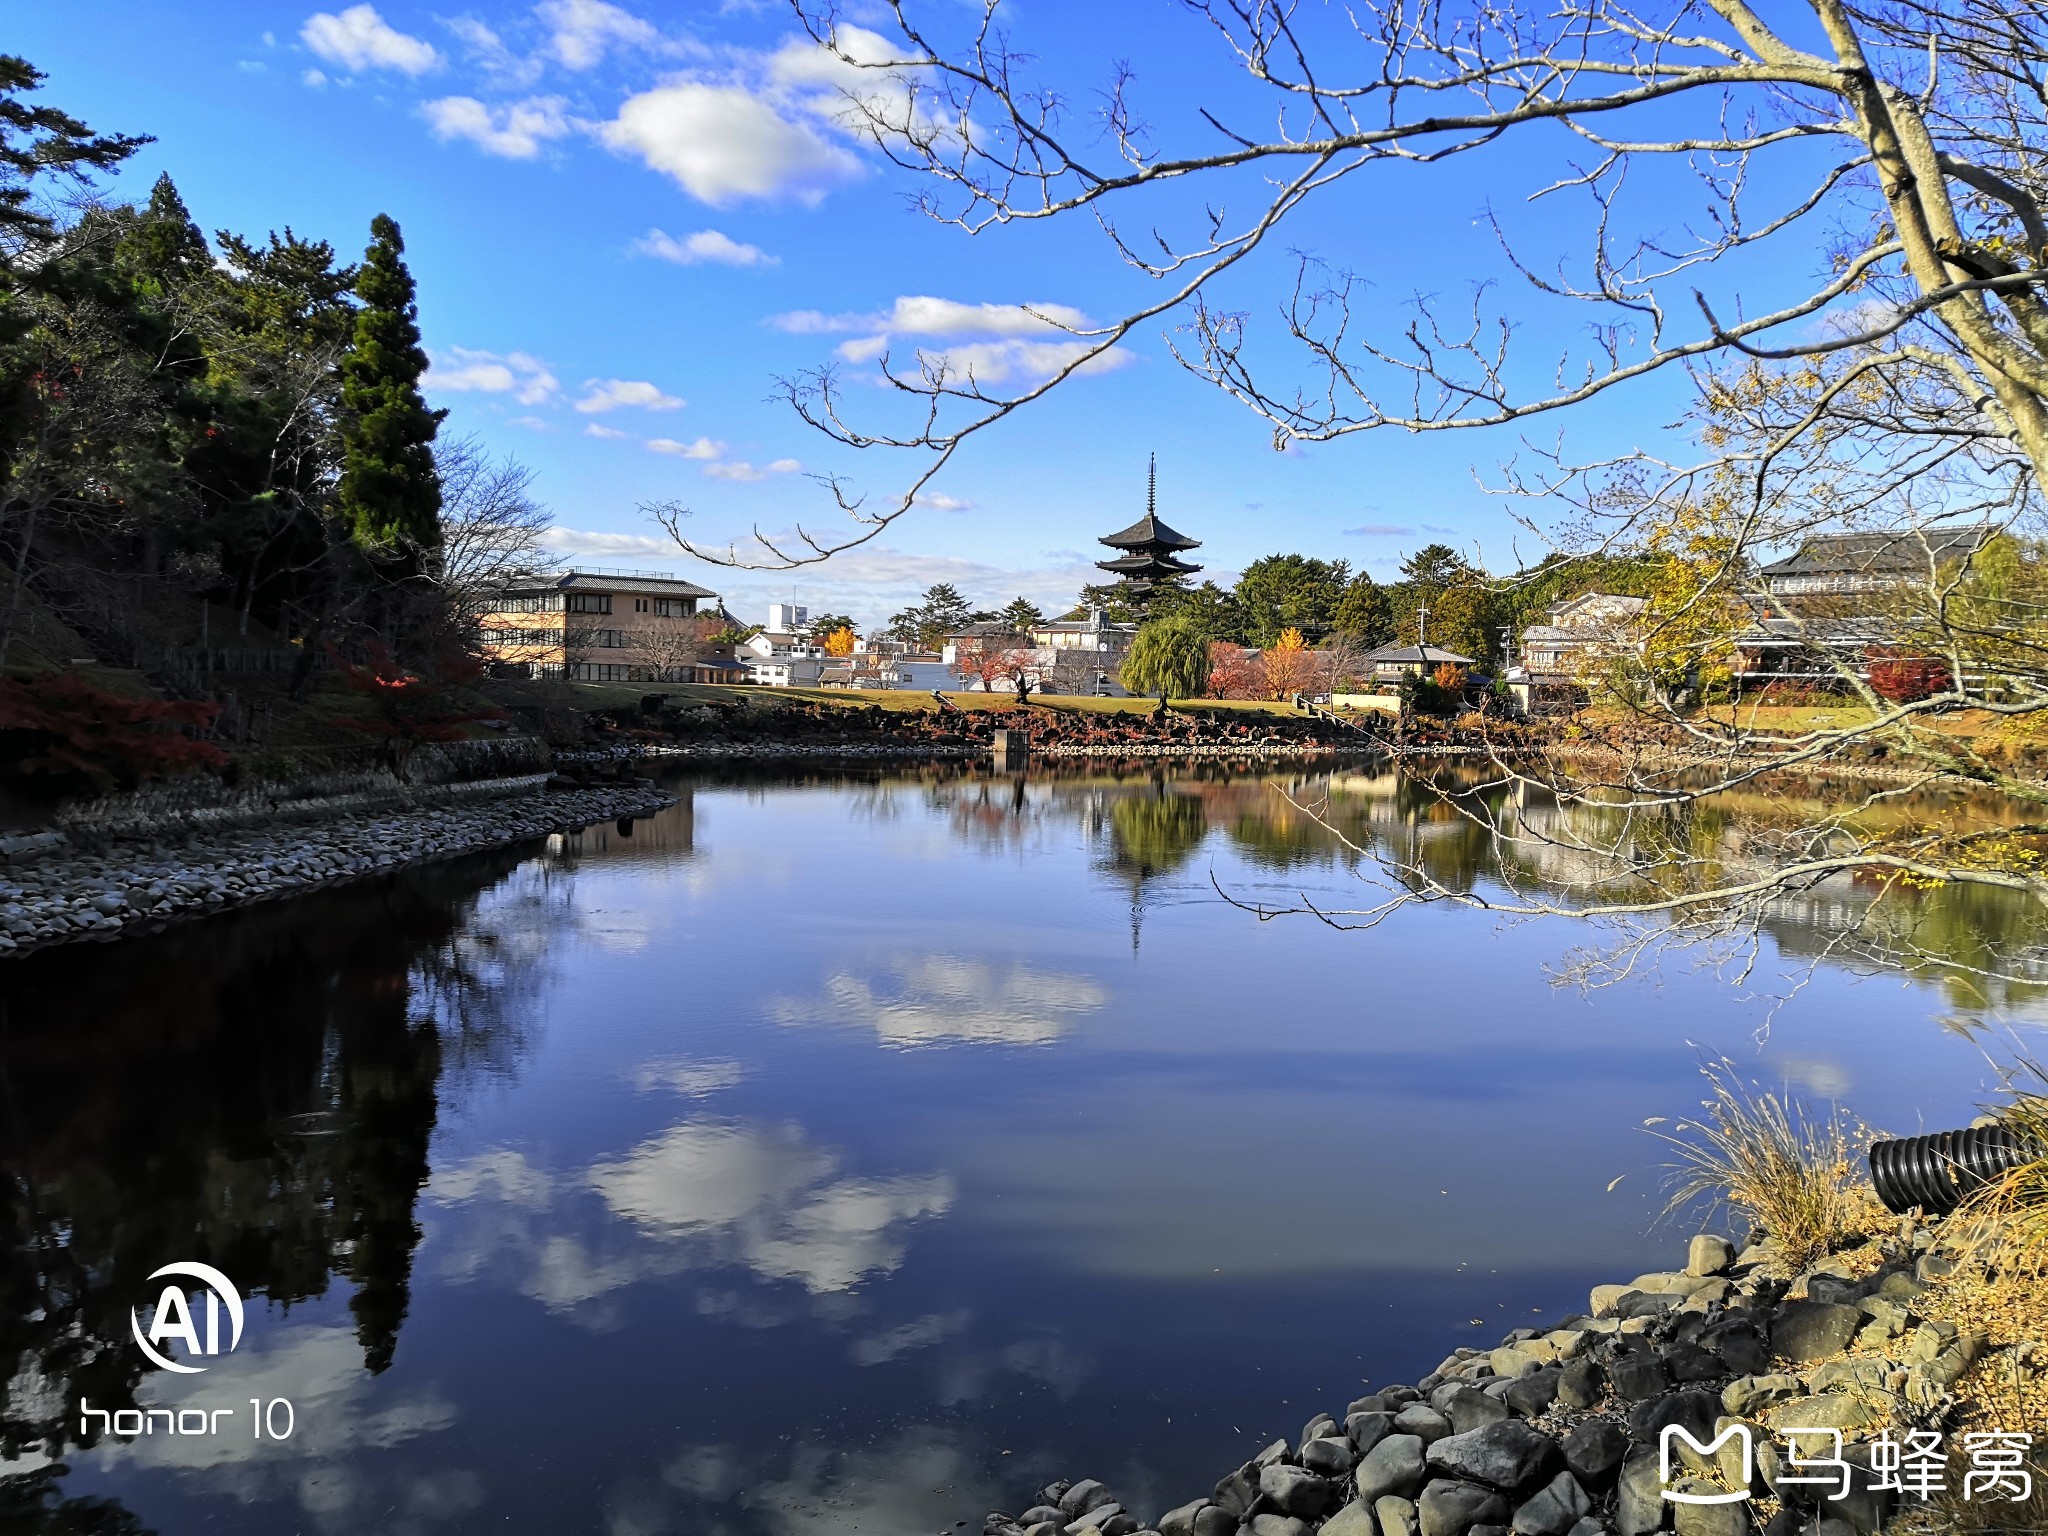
[1096,457,1202,606]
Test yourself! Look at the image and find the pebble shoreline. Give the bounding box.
[993,1227,1979,1536]
[0,779,676,958]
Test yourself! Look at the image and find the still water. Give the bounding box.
[0,765,2025,1534]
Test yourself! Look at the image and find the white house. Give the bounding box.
[1518,592,1648,677]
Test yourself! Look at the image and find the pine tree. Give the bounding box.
[338,214,443,556]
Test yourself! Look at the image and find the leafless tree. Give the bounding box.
[734,0,2048,977]
[433,436,557,628]
[627,617,712,682]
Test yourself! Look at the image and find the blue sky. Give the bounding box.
[16,2,1839,627]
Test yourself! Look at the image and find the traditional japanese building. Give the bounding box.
[1096,457,1203,605]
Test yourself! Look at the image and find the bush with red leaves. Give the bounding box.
[1865,650,1953,703]
[0,673,227,795]
[330,643,505,774]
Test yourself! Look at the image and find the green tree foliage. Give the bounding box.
[802,611,857,637]
[337,214,443,555]
[1120,613,1212,706]
[1149,579,1246,641]
[887,582,977,648]
[1333,573,1394,646]
[1232,553,1351,646]
[996,595,1044,631]
[0,55,149,258]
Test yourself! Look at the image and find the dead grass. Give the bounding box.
[1656,1057,1890,1274]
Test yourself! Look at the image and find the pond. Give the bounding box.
[0,764,2026,1534]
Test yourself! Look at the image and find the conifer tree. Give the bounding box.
[337,214,443,556]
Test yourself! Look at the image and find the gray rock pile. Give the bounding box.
[0,780,674,956]
[987,1228,1977,1536]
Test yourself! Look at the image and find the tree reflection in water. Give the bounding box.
[913,763,2048,1012]
[0,849,554,1527]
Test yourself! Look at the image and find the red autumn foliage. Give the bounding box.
[1206,642,1261,699]
[0,672,227,794]
[330,642,505,770]
[1865,649,1953,703]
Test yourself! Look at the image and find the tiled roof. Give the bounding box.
[1758,527,1993,579]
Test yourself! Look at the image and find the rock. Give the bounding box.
[1439,1388,1510,1435]
[1303,1437,1359,1478]
[1555,1360,1604,1411]
[1590,1285,1636,1319]
[1025,1508,1069,1528]
[1491,1346,1546,1379]
[1627,1391,1721,1450]
[1767,1393,1881,1433]
[1212,1470,1259,1519]
[1258,1464,1335,1520]
[1375,1496,1420,1536]
[1560,1420,1628,1489]
[1612,1454,1664,1536]
[1771,1302,1863,1363]
[1720,1375,1805,1417]
[1426,1423,1562,1495]
[1505,1370,1559,1419]
[1321,1499,1380,1536]
[1061,1482,1114,1520]
[1302,1414,1340,1447]
[1189,1511,1235,1536]
[1255,1439,1292,1469]
[1357,1436,1429,1502]
[1609,1356,1669,1402]
[1686,1236,1736,1277]
[1024,1524,1062,1536]
[1698,1324,1767,1376]
[1808,1357,1891,1394]
[1616,1292,1682,1321]
[1417,1479,1510,1536]
[1351,1412,1399,1454]
[1247,1517,1313,1536]
[1662,1345,1722,1385]
[1395,1406,1454,1445]
[1508,1472,1591,1536]
[88,891,125,915]
[1667,1486,1746,1536]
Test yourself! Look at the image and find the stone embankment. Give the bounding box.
[0,778,674,957]
[989,1228,1974,1536]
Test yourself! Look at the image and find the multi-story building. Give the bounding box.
[477,569,723,683]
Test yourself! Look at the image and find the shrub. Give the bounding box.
[330,642,504,775]
[1866,649,1953,703]
[1655,1057,1886,1272]
[0,672,227,795]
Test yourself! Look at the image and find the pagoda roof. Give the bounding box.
[1099,512,1202,552]
[1096,551,1203,578]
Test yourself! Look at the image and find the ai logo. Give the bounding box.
[130,1262,245,1374]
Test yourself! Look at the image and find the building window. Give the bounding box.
[651,598,695,618]
[567,628,628,648]
[567,662,640,682]
[633,598,649,612]
[492,593,562,614]
[479,627,561,646]
[565,592,613,614]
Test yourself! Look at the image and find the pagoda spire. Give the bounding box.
[1147,453,1156,520]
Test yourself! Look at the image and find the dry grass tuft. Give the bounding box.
[1656,1057,1889,1273]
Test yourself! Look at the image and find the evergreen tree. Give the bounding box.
[1333,573,1394,646]
[997,595,1044,631]
[337,214,443,556]
[1233,553,1351,645]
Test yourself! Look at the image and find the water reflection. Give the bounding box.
[769,956,1106,1047]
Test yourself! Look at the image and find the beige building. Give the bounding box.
[477,569,725,683]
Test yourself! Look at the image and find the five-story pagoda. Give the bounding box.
[1095,457,1202,609]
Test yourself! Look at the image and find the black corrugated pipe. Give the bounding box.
[1868,1126,2039,1216]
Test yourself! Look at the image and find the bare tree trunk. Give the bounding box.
[0,503,41,671]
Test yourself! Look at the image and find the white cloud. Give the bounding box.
[773,297,1126,384]
[591,1120,954,1292]
[539,0,657,68]
[423,346,558,404]
[509,414,553,430]
[633,227,777,267]
[302,68,328,87]
[633,1056,748,1097]
[542,528,681,561]
[423,95,572,158]
[771,955,1106,1047]
[300,5,442,74]
[584,422,628,440]
[704,457,801,481]
[601,82,860,206]
[575,377,683,413]
[849,1309,973,1365]
[649,435,724,459]
[913,492,975,512]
